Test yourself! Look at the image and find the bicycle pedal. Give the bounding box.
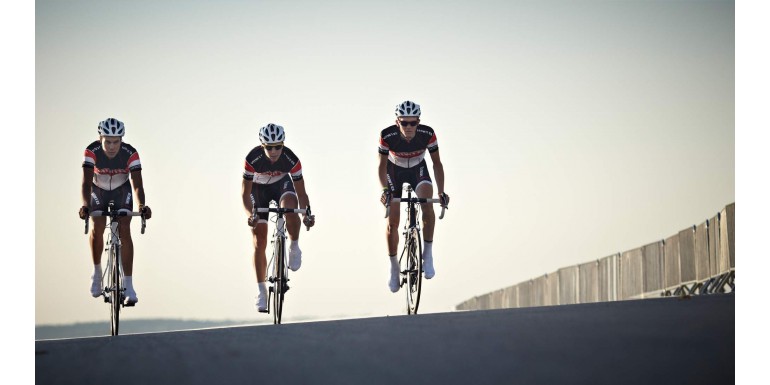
[258,308,268,314]
[103,296,110,303]
[124,301,136,307]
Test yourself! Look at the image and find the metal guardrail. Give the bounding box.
[456,203,735,311]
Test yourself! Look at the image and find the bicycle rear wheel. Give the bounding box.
[404,228,423,314]
[272,237,285,324]
[109,244,122,336]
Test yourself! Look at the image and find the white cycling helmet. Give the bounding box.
[395,100,421,117]
[98,118,125,137]
[259,123,286,144]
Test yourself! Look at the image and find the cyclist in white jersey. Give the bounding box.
[378,101,449,293]
[242,123,316,312]
[78,118,152,305]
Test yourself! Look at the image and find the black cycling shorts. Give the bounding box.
[89,182,133,212]
[250,174,298,224]
[385,160,433,198]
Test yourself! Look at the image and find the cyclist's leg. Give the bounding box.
[414,162,436,279]
[386,163,405,292]
[280,192,300,241]
[88,187,108,297]
[413,161,435,242]
[118,216,133,275]
[252,224,269,282]
[251,184,271,310]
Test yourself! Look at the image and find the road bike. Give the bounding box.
[85,201,146,336]
[385,185,446,314]
[254,202,312,324]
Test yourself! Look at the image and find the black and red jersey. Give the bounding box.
[378,124,439,168]
[82,140,142,191]
[243,146,303,185]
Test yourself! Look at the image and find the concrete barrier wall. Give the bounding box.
[558,266,579,304]
[547,272,559,305]
[620,248,644,300]
[456,203,735,311]
[663,234,681,288]
[598,254,618,302]
[695,222,711,281]
[578,261,599,303]
[642,240,664,295]
[720,203,735,269]
[679,226,697,283]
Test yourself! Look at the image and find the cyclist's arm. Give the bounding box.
[130,170,147,208]
[429,150,445,196]
[81,167,94,207]
[242,179,254,216]
[378,153,389,190]
[293,178,310,210]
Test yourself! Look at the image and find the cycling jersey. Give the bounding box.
[82,140,142,191]
[378,124,438,168]
[243,146,303,185]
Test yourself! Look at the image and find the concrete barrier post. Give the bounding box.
[664,234,681,290]
[620,248,644,300]
[642,240,665,297]
[719,203,735,272]
[695,221,711,281]
[558,266,579,304]
[579,261,599,303]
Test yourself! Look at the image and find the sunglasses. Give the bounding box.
[263,144,283,151]
[398,120,419,127]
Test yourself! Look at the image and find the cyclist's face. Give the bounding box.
[100,136,122,159]
[262,143,284,161]
[397,118,420,140]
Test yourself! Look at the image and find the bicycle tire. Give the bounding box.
[405,228,423,314]
[272,237,285,324]
[110,244,121,336]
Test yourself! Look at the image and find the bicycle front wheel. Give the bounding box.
[109,244,122,336]
[404,228,423,314]
[272,237,285,324]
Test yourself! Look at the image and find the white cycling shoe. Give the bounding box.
[423,254,436,279]
[125,287,139,304]
[256,291,268,313]
[289,243,302,272]
[90,274,102,298]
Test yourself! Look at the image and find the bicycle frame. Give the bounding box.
[86,201,145,336]
[254,202,311,324]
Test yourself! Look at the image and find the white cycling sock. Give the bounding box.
[291,240,299,249]
[124,276,134,291]
[94,264,102,275]
[258,281,267,294]
[423,241,433,259]
[389,255,399,270]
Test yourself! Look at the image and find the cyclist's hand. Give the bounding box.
[439,192,450,208]
[247,215,257,228]
[79,206,89,220]
[140,205,152,219]
[380,189,391,207]
[303,214,315,229]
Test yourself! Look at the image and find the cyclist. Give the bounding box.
[78,118,152,305]
[242,123,315,312]
[379,100,449,293]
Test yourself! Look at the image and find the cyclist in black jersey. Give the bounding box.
[242,123,316,312]
[378,101,449,293]
[78,118,152,305]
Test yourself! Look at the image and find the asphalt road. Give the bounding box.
[36,293,734,385]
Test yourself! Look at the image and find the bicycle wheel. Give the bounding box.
[272,237,285,324]
[404,228,423,314]
[109,244,122,336]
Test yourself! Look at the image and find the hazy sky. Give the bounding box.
[33,0,738,327]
